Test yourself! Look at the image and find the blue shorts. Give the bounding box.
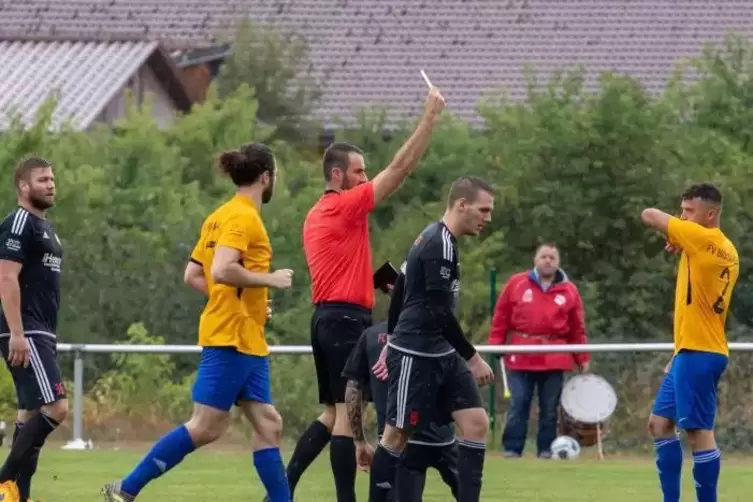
[192,347,272,411]
[652,349,728,430]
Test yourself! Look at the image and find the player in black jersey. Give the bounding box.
[0,157,67,502]
[342,272,459,502]
[368,176,495,502]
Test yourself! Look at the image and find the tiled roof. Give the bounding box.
[0,39,191,130]
[1,1,753,127]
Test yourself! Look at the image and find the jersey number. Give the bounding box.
[712,267,731,314]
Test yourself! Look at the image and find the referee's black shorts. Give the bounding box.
[310,302,372,404]
[393,441,460,502]
[0,334,66,411]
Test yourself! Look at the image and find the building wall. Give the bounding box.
[180,64,213,103]
[94,64,179,129]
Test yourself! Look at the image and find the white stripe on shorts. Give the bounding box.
[396,355,413,429]
[28,339,55,404]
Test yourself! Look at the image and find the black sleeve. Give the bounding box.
[422,258,454,293]
[0,213,31,264]
[341,332,370,384]
[425,291,477,360]
[387,273,406,334]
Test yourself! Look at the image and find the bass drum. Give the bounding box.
[558,373,618,448]
[558,406,604,448]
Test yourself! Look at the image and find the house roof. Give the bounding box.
[1,1,753,127]
[0,39,192,131]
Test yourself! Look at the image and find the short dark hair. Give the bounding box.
[682,183,722,205]
[322,142,363,181]
[215,143,275,187]
[14,156,52,188]
[536,242,558,253]
[447,176,495,207]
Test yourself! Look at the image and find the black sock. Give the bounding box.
[456,439,486,502]
[12,420,41,500]
[394,463,424,502]
[0,412,58,483]
[369,444,401,502]
[330,436,356,502]
[11,421,22,445]
[286,420,331,496]
[16,445,40,500]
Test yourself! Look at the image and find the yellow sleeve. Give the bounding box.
[667,217,708,255]
[189,224,205,265]
[216,214,260,252]
[190,240,204,265]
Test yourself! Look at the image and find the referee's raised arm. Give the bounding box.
[282,86,446,502]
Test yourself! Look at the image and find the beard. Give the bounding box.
[340,177,364,190]
[262,182,274,204]
[29,192,54,210]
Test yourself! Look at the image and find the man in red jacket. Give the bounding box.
[488,243,590,458]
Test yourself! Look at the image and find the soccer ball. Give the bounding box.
[550,435,581,460]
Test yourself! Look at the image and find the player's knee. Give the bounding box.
[686,428,715,451]
[454,408,489,442]
[318,405,336,431]
[647,414,675,438]
[332,403,352,435]
[17,409,36,423]
[186,407,231,445]
[381,425,409,452]
[42,398,68,424]
[253,406,284,445]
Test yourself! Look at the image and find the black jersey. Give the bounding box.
[390,221,460,357]
[0,207,63,337]
[341,321,455,445]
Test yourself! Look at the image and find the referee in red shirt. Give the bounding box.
[283,86,446,502]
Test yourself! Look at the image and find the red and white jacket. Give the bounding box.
[488,269,590,372]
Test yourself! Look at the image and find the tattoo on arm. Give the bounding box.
[345,380,366,442]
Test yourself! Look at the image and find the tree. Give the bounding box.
[215,18,324,146]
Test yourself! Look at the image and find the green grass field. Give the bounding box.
[26,443,753,501]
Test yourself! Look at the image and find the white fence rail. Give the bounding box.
[55,342,753,450]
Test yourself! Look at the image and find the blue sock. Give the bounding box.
[693,449,721,502]
[254,447,291,502]
[655,435,683,502]
[121,425,196,496]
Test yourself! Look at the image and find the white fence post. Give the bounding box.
[61,347,87,450]
[54,342,753,451]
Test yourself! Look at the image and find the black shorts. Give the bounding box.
[385,349,482,431]
[393,442,459,502]
[311,302,372,404]
[0,335,66,410]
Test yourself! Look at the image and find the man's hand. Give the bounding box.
[8,333,30,368]
[665,241,680,255]
[468,353,494,386]
[578,361,590,373]
[664,358,673,374]
[268,269,294,290]
[423,86,446,120]
[372,345,389,381]
[355,441,374,472]
[266,300,273,320]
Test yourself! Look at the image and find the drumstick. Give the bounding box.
[420,69,433,89]
[499,358,511,399]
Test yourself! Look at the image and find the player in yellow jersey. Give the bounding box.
[641,183,738,502]
[102,143,294,502]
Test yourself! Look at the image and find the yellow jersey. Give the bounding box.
[668,217,739,356]
[190,193,272,356]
